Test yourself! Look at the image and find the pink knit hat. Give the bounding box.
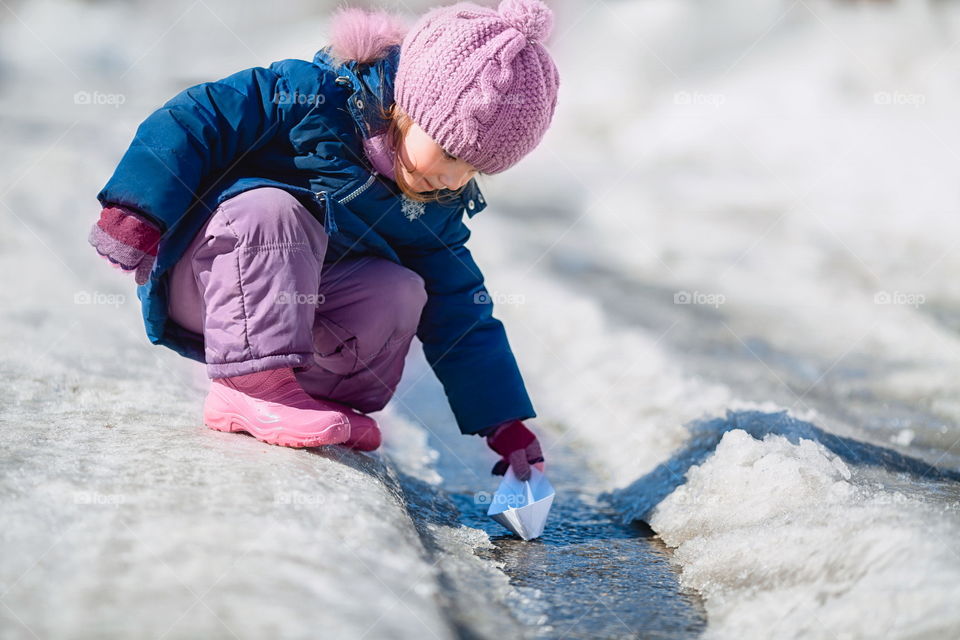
[395,0,560,174]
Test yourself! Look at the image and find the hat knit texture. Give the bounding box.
[395,0,560,174]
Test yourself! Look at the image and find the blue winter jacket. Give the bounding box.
[96,44,536,436]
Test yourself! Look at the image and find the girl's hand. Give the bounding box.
[485,419,545,482]
[88,205,162,285]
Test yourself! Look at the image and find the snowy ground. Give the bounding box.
[477,0,960,637]
[2,0,960,638]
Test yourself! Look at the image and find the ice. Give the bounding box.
[464,1,960,633]
[539,0,960,460]
[470,217,960,634]
[4,0,960,637]
[0,2,531,638]
[650,429,960,639]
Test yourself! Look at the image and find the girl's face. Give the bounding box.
[398,122,478,192]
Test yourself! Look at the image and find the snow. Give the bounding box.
[0,250,459,638]
[0,2,532,639]
[3,0,960,637]
[650,430,960,639]
[467,0,960,636]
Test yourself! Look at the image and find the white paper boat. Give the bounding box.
[486,466,555,540]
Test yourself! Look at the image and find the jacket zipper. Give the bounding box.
[311,171,378,236]
[338,173,377,204]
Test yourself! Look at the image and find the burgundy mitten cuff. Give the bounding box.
[96,205,162,255]
[485,419,537,456]
[88,205,162,285]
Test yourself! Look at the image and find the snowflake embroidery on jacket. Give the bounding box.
[401,196,425,221]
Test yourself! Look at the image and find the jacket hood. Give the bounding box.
[313,44,401,140]
[325,7,407,65]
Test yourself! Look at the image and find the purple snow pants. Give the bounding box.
[166,187,428,414]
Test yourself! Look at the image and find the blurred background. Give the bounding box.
[2,0,960,638]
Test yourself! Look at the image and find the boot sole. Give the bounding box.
[204,411,350,448]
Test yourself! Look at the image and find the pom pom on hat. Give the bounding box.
[498,0,554,42]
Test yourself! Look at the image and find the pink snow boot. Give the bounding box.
[340,412,382,452]
[309,396,383,452]
[203,367,351,448]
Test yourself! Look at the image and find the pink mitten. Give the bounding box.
[88,205,162,285]
[485,419,546,481]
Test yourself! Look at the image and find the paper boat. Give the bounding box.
[487,466,555,540]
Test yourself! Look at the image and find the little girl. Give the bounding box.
[88,0,559,482]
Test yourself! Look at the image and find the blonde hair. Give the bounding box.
[378,101,475,204]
